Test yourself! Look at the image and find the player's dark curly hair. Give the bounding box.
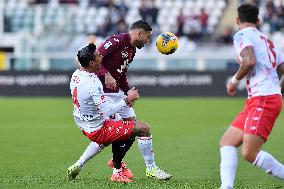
[238,3,259,24]
[77,43,97,68]
[130,20,152,32]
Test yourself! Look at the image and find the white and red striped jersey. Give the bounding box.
[70,69,126,132]
[233,27,284,98]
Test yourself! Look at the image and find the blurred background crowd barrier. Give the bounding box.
[0,0,283,96]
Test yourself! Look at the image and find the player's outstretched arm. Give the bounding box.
[96,88,139,117]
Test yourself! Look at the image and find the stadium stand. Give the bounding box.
[2,0,226,51]
[1,0,283,71]
[0,0,231,71]
[259,0,284,50]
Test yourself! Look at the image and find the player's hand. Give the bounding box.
[128,101,136,107]
[227,81,237,96]
[105,72,117,90]
[127,87,139,103]
[127,101,135,107]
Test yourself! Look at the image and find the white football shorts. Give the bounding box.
[105,89,136,119]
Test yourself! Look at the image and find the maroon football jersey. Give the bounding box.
[97,33,136,93]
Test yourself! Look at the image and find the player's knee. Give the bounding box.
[219,138,226,148]
[219,137,233,148]
[136,121,151,137]
[123,116,136,121]
[219,128,243,148]
[242,148,257,163]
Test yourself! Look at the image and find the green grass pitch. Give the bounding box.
[0,97,284,189]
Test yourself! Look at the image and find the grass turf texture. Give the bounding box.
[0,97,284,189]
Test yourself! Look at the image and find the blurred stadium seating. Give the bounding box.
[258,0,284,50]
[0,0,283,71]
[2,0,225,35]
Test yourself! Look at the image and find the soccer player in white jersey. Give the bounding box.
[67,43,172,183]
[219,3,284,189]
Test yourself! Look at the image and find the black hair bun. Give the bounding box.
[88,43,96,50]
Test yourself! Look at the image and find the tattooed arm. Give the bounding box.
[235,46,257,80]
[227,46,257,96]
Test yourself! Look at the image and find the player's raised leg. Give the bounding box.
[241,94,284,179]
[67,141,104,180]
[219,126,243,189]
[243,134,284,179]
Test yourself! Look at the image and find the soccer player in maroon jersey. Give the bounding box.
[96,20,153,179]
[67,20,172,182]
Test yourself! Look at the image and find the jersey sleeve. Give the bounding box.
[97,36,122,57]
[88,78,127,117]
[97,99,127,117]
[233,31,254,58]
[119,74,130,94]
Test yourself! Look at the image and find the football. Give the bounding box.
[156,32,178,55]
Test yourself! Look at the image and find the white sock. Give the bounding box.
[220,146,238,189]
[138,136,156,170]
[113,168,122,174]
[253,151,284,179]
[76,141,104,169]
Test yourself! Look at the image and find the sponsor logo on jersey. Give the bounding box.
[121,51,128,58]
